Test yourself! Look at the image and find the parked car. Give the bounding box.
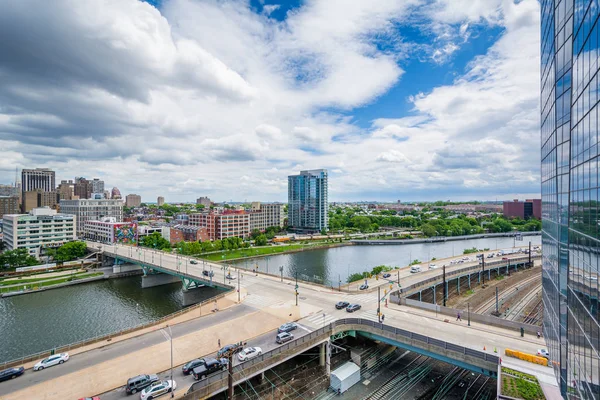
[33,353,69,371]
[382,273,391,278]
[217,343,243,358]
[346,304,361,313]
[0,366,24,382]
[182,358,205,375]
[192,358,228,380]
[428,263,437,269]
[335,301,350,309]
[502,257,509,261]
[202,270,214,277]
[140,380,177,400]
[190,260,198,264]
[125,374,159,395]
[410,266,421,273]
[78,397,101,400]
[537,349,550,359]
[276,332,294,344]
[278,322,298,333]
[237,347,262,362]
[359,284,368,290]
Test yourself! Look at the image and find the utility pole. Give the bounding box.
[528,241,532,268]
[442,264,447,307]
[168,325,174,398]
[496,287,499,314]
[397,270,400,285]
[227,351,234,399]
[237,268,240,302]
[295,272,298,306]
[280,266,283,283]
[481,253,486,285]
[378,286,381,323]
[468,303,471,326]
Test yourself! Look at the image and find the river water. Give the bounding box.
[0,235,540,363]
[0,276,221,363]
[230,235,542,286]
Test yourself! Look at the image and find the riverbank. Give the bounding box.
[202,241,351,263]
[1,272,105,297]
[351,231,541,245]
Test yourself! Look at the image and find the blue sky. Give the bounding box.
[0,0,541,203]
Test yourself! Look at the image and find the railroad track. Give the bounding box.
[505,283,541,321]
[474,274,540,314]
[522,299,543,325]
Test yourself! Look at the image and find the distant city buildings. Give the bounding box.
[157,196,165,206]
[250,202,285,231]
[288,169,328,232]
[196,196,211,208]
[111,187,122,199]
[125,194,142,208]
[0,196,20,218]
[169,225,209,244]
[57,180,76,200]
[22,190,60,213]
[74,177,93,199]
[60,199,123,235]
[2,207,76,258]
[21,168,55,194]
[0,184,18,197]
[502,199,541,220]
[83,218,136,244]
[91,178,104,194]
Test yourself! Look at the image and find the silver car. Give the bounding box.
[33,353,69,371]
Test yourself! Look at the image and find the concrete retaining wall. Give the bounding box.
[141,273,181,288]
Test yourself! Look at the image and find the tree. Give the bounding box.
[50,241,87,262]
[351,216,371,232]
[139,232,171,251]
[195,204,205,211]
[0,248,39,270]
[421,223,437,237]
[255,235,268,246]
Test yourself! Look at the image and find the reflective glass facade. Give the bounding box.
[542,1,600,398]
[287,169,328,232]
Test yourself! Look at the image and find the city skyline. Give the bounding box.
[0,0,540,202]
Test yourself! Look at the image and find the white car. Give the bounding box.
[33,353,69,371]
[537,349,549,359]
[429,263,437,269]
[140,380,177,400]
[237,347,263,362]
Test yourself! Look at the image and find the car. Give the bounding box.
[190,260,198,264]
[410,266,421,273]
[182,358,205,375]
[585,275,598,281]
[237,347,262,362]
[335,301,350,309]
[192,358,228,380]
[33,353,69,371]
[202,270,214,277]
[78,397,101,400]
[217,343,243,358]
[276,332,294,344]
[125,374,159,395]
[140,380,176,400]
[346,304,361,313]
[0,366,24,382]
[278,322,298,333]
[382,273,391,278]
[359,284,368,290]
[537,349,550,359]
[487,254,494,258]
[428,264,437,269]
[502,257,509,261]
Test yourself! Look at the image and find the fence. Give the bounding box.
[182,318,499,399]
[0,289,234,370]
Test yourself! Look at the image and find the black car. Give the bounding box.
[0,367,24,382]
[335,301,350,309]
[359,284,368,290]
[202,270,214,277]
[277,322,298,333]
[217,343,243,358]
[182,358,205,375]
[125,374,159,394]
[346,304,361,313]
[190,260,198,264]
[382,273,391,278]
[192,358,228,380]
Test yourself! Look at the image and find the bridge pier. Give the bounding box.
[182,286,207,306]
[432,286,436,304]
[113,264,142,274]
[141,273,180,288]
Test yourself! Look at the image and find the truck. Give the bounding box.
[192,358,228,380]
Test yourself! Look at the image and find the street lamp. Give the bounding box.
[168,324,174,398]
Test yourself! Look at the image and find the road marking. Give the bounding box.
[160,329,171,342]
[297,324,313,333]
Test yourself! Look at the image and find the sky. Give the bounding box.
[0,0,541,203]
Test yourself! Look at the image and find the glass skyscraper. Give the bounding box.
[541,0,600,398]
[287,169,328,232]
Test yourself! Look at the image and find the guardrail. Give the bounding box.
[183,318,500,399]
[0,289,234,370]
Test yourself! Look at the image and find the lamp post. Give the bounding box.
[468,303,471,326]
[167,324,174,398]
[280,266,284,283]
[295,272,299,306]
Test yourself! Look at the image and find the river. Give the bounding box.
[230,235,542,286]
[0,276,221,363]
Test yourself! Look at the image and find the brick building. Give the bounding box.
[503,199,541,220]
[169,224,209,244]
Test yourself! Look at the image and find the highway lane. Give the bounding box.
[0,304,254,397]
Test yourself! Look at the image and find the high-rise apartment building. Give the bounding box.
[196,196,211,208]
[2,207,76,258]
[541,1,599,397]
[157,196,165,206]
[74,177,93,199]
[91,178,104,194]
[288,169,328,232]
[125,194,142,208]
[21,168,55,193]
[60,199,123,235]
[57,180,76,200]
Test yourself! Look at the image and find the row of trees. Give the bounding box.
[0,248,39,270]
[46,241,87,262]
[347,265,393,283]
[176,237,248,255]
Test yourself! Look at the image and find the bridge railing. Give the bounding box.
[184,318,500,398]
[0,289,234,370]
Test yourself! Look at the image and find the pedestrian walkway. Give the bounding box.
[355,309,380,323]
[339,292,379,305]
[303,312,338,328]
[242,292,285,309]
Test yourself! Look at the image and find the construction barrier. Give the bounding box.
[505,348,548,366]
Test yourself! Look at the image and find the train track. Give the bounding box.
[522,299,543,325]
[474,275,540,314]
[505,283,541,321]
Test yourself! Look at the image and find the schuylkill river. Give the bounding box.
[0,235,540,363]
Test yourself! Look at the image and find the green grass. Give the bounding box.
[501,367,545,400]
[198,243,335,262]
[464,289,475,296]
[0,272,103,293]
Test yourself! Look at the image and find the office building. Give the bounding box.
[0,184,18,197]
[541,0,600,397]
[0,196,19,218]
[2,207,76,258]
[22,190,60,213]
[503,199,542,219]
[138,225,170,242]
[74,177,93,199]
[91,178,104,194]
[169,225,209,244]
[125,194,142,208]
[60,199,123,235]
[196,196,211,208]
[189,210,250,240]
[21,168,55,193]
[111,187,122,199]
[57,180,76,200]
[288,169,328,232]
[248,202,286,231]
[157,196,165,206]
[83,218,136,244]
